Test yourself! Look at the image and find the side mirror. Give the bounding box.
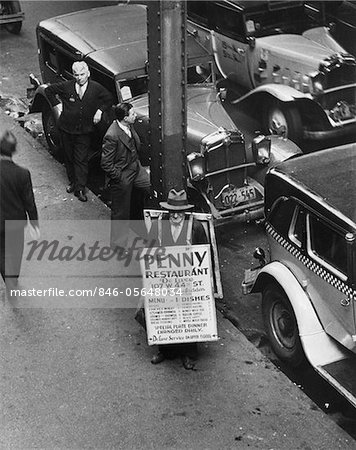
[252,135,271,165]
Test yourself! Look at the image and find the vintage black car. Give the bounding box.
[187,0,356,144]
[243,143,356,407]
[28,3,302,224]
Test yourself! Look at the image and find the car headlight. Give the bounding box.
[187,152,205,182]
[301,75,310,93]
[308,73,325,95]
[252,135,271,165]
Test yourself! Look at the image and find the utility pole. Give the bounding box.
[147,0,187,202]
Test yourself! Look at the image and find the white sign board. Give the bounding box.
[140,244,218,346]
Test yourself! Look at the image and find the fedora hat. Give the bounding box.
[159,189,194,211]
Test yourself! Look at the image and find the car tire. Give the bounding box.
[263,101,303,144]
[262,283,305,367]
[3,1,22,34]
[42,103,63,161]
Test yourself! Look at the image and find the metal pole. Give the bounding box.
[147,0,187,202]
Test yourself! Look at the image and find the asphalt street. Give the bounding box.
[0,109,355,449]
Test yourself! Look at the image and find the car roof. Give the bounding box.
[268,144,356,228]
[37,3,212,78]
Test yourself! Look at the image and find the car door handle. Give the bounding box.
[340,297,351,307]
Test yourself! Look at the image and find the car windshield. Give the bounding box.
[245,3,324,37]
[116,62,214,100]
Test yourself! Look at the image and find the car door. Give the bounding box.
[305,213,356,346]
[208,2,252,89]
[188,1,252,89]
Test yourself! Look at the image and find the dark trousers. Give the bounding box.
[61,131,91,192]
[110,162,150,248]
[0,226,24,289]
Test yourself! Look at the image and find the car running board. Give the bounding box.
[316,356,356,408]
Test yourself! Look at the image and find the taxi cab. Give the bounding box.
[187,0,356,144]
[243,143,356,407]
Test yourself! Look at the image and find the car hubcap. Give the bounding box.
[272,302,295,349]
[268,108,288,137]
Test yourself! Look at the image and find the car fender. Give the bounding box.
[29,85,60,121]
[248,136,302,186]
[235,83,311,104]
[268,135,303,164]
[252,261,350,366]
[252,261,324,336]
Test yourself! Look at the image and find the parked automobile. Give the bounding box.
[187,0,356,144]
[242,143,356,407]
[306,1,356,56]
[28,3,214,159]
[28,3,302,224]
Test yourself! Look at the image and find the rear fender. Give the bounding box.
[253,261,350,366]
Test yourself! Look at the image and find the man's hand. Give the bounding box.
[93,109,103,124]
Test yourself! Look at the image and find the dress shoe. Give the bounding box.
[151,352,165,364]
[66,183,75,193]
[75,190,87,202]
[182,355,195,370]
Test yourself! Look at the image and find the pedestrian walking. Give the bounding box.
[146,189,208,370]
[0,130,39,293]
[45,61,113,202]
[101,102,150,250]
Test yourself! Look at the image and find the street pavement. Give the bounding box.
[0,110,354,449]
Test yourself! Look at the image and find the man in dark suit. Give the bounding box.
[101,102,150,249]
[0,130,39,293]
[45,61,113,202]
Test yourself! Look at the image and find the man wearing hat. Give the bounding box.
[147,189,208,369]
[149,189,207,247]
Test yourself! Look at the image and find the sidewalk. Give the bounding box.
[0,111,354,449]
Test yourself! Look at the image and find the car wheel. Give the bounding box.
[3,1,22,34]
[42,103,63,161]
[262,283,305,367]
[263,101,303,144]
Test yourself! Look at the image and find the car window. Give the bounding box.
[307,214,348,278]
[119,77,148,100]
[288,205,306,248]
[245,3,318,37]
[210,3,245,40]
[269,197,296,237]
[187,1,209,27]
[57,52,75,80]
[42,40,58,73]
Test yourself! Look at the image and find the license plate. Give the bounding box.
[221,186,256,207]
